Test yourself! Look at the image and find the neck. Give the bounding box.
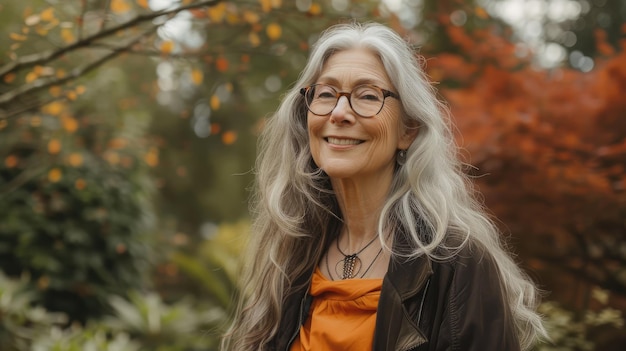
[331,172,393,252]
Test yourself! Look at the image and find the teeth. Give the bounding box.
[327,137,361,145]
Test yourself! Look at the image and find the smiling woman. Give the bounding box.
[221,22,547,351]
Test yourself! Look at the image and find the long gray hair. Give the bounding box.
[221,22,545,350]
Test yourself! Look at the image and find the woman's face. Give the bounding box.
[307,48,414,181]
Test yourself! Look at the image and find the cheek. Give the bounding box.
[307,115,321,139]
[370,114,400,146]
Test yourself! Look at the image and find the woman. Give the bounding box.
[221,22,546,351]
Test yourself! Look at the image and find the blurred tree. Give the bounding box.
[400,3,626,347]
[144,0,381,235]
[0,0,384,323]
[544,0,626,61]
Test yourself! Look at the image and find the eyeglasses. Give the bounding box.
[299,84,400,118]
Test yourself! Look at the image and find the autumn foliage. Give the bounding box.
[421,12,626,311]
[0,0,625,348]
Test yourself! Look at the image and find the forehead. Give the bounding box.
[317,48,392,88]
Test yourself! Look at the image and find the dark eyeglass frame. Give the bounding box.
[299,83,400,118]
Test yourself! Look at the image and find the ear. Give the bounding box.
[398,120,420,150]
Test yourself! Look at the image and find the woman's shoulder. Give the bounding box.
[433,237,502,283]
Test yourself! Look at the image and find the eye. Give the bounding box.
[354,86,382,101]
[313,85,336,99]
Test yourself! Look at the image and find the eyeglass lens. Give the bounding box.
[305,84,386,117]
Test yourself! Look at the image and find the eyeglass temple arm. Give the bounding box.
[383,90,399,99]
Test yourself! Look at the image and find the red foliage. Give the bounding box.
[420,18,626,306]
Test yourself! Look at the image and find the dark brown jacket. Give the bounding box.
[270,239,521,351]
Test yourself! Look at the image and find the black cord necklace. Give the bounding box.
[334,234,379,279]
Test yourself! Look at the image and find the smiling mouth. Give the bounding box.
[325,137,364,145]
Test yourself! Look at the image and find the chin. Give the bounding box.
[319,164,356,180]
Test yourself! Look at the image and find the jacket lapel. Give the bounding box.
[373,237,433,351]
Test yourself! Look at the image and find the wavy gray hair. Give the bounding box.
[222,22,546,351]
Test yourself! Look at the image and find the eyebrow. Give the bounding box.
[316,76,387,89]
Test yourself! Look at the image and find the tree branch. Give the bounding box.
[0,0,221,78]
[0,26,159,118]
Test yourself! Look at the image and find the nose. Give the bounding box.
[329,96,355,124]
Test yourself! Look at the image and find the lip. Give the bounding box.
[324,136,364,148]
[324,136,365,150]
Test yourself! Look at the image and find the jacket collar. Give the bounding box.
[386,253,433,300]
[372,232,434,351]
[386,229,434,299]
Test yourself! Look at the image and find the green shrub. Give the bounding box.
[1,271,220,351]
[0,272,67,350]
[0,112,155,322]
[535,288,624,351]
[102,291,224,350]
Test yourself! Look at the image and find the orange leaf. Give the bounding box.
[61,28,75,44]
[109,137,128,149]
[136,0,149,9]
[75,178,86,190]
[210,95,220,110]
[9,33,27,41]
[49,86,62,97]
[243,11,260,24]
[40,7,55,22]
[222,130,237,145]
[225,13,239,25]
[266,23,282,40]
[42,101,65,115]
[62,117,78,133]
[215,57,229,72]
[160,40,174,54]
[75,85,86,95]
[249,32,260,47]
[309,3,322,15]
[110,0,131,14]
[104,151,120,165]
[207,3,226,23]
[0,120,7,130]
[190,9,206,18]
[475,7,489,19]
[35,26,48,36]
[4,155,18,168]
[68,153,83,167]
[33,65,44,75]
[3,73,16,83]
[259,0,271,12]
[144,147,159,167]
[48,168,62,182]
[191,69,203,85]
[211,123,221,135]
[48,139,62,154]
[25,72,38,83]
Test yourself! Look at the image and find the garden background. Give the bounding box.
[0,0,625,350]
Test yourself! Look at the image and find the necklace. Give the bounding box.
[334,234,379,279]
[325,246,383,280]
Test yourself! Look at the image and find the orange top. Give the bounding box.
[290,268,383,351]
